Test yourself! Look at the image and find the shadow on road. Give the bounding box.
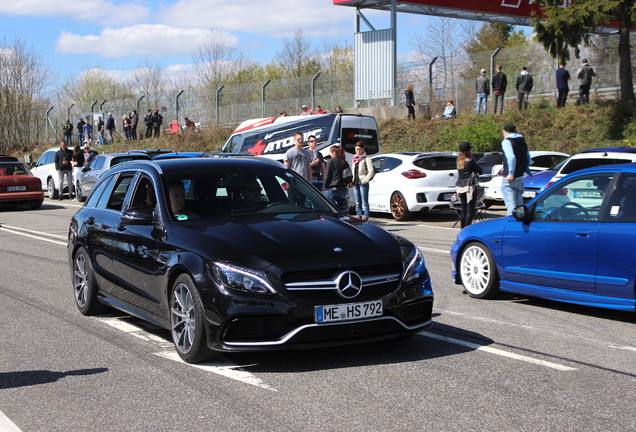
[0,368,108,389]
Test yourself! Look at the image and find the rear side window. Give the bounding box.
[91,156,106,171]
[110,156,150,168]
[561,158,632,175]
[373,157,402,173]
[477,154,503,166]
[414,156,458,170]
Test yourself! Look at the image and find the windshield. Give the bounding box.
[163,167,336,221]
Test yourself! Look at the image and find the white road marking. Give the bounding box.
[609,345,636,352]
[99,317,276,390]
[417,246,450,254]
[0,226,66,246]
[156,351,277,392]
[0,410,22,432]
[420,331,577,372]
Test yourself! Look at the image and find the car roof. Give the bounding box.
[578,147,636,154]
[0,155,19,161]
[376,152,457,159]
[109,156,285,176]
[98,152,151,159]
[559,162,636,177]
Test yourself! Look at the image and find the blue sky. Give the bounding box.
[0,0,456,84]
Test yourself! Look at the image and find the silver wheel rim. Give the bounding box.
[48,180,54,198]
[460,245,491,295]
[74,253,88,307]
[171,283,195,354]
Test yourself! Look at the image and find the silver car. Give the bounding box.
[76,153,150,201]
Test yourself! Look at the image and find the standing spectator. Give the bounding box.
[152,109,163,138]
[122,115,131,140]
[82,119,93,141]
[76,117,85,147]
[577,58,596,105]
[283,132,312,181]
[501,124,532,216]
[441,100,456,120]
[351,141,375,221]
[307,135,325,192]
[105,113,115,144]
[556,63,571,108]
[334,106,344,113]
[279,111,288,117]
[515,66,534,110]
[144,110,153,138]
[314,105,326,115]
[455,142,483,228]
[184,117,196,131]
[63,120,73,147]
[491,65,507,114]
[299,105,311,116]
[96,116,105,145]
[475,69,490,115]
[71,144,85,200]
[324,145,348,202]
[130,110,138,140]
[405,84,415,120]
[54,141,74,201]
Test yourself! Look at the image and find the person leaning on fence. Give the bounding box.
[515,66,534,110]
[455,142,483,229]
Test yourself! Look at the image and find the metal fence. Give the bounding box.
[32,34,626,148]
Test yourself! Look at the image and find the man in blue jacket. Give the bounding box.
[501,124,532,215]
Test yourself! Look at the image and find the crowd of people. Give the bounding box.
[54,141,98,201]
[405,58,598,120]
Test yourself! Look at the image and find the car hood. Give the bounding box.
[169,213,402,272]
[525,169,555,188]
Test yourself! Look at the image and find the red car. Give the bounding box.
[0,156,44,209]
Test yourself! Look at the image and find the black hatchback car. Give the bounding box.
[68,158,433,363]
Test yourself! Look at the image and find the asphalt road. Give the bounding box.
[1,199,635,432]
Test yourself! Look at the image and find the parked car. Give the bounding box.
[451,163,636,312]
[368,152,458,221]
[481,151,569,206]
[30,147,66,199]
[76,153,151,201]
[0,157,44,209]
[68,157,434,363]
[127,149,174,159]
[544,147,636,189]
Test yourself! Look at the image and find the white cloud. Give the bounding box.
[159,0,353,39]
[55,25,221,57]
[0,0,150,26]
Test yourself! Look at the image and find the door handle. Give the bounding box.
[576,230,590,238]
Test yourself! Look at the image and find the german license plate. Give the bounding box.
[7,186,26,192]
[315,300,382,323]
[522,191,536,198]
[573,189,601,198]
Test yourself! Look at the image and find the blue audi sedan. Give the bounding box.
[451,163,636,312]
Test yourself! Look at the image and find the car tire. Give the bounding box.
[48,178,59,199]
[390,191,412,221]
[458,242,500,299]
[170,274,219,364]
[73,246,108,315]
[76,181,85,202]
[30,200,42,210]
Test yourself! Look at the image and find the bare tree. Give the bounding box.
[0,37,55,153]
[128,60,171,113]
[275,28,320,103]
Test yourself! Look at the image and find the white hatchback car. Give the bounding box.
[481,151,569,206]
[30,147,67,199]
[368,152,458,221]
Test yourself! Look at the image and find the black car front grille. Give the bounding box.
[393,299,433,326]
[289,319,404,343]
[223,317,292,342]
[280,263,402,303]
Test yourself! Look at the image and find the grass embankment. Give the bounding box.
[26,99,635,160]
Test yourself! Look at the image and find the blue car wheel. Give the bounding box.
[458,242,500,299]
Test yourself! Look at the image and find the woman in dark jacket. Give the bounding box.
[405,84,415,120]
[324,145,348,201]
[455,141,483,228]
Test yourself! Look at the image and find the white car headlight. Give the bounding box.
[211,262,277,295]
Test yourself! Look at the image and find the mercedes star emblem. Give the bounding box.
[336,271,362,299]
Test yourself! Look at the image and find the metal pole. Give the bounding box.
[311,73,321,112]
[90,100,98,126]
[175,90,184,123]
[46,106,54,143]
[67,103,74,120]
[137,95,145,112]
[429,56,439,105]
[391,0,397,106]
[262,80,271,117]
[216,85,224,126]
[490,48,501,80]
[100,99,107,112]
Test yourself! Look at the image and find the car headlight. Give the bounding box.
[210,262,277,295]
[402,246,427,284]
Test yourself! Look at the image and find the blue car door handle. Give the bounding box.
[576,230,591,238]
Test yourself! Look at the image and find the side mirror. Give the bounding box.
[30,162,37,168]
[512,205,532,223]
[82,166,89,172]
[331,195,350,213]
[121,206,154,225]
